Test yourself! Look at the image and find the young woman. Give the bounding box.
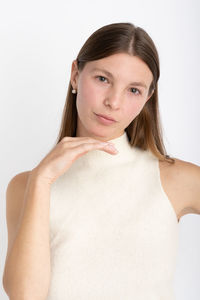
[3,22,200,300]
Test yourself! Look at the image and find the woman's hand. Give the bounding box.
[30,137,118,185]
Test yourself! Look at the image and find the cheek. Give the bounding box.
[123,99,145,127]
[124,101,145,122]
[77,78,98,111]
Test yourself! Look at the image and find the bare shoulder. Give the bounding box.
[6,171,31,207]
[159,157,200,220]
[5,171,31,256]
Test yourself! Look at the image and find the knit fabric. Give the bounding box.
[46,131,179,300]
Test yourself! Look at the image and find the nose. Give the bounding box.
[104,88,121,109]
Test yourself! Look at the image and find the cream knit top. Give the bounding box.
[46,131,179,300]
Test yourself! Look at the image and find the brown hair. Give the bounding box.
[54,22,175,164]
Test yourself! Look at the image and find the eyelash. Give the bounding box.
[96,75,141,95]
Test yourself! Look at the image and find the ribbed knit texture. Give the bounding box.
[46,131,179,300]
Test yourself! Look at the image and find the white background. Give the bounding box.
[1,0,199,299]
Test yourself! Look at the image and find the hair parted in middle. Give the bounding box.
[54,22,175,164]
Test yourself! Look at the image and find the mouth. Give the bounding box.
[95,113,116,122]
[94,113,117,125]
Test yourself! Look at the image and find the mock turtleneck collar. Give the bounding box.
[72,131,143,170]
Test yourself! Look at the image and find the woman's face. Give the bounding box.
[70,53,154,141]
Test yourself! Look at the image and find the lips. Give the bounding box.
[95,113,116,122]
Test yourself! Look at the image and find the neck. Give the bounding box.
[70,131,143,170]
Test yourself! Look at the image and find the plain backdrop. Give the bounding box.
[1,0,199,299]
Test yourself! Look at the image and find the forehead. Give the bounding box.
[84,53,153,86]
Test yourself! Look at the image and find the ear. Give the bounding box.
[70,59,79,90]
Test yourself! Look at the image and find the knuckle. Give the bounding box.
[82,137,95,143]
[61,136,70,143]
[81,143,88,150]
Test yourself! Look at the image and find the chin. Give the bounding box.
[86,124,110,138]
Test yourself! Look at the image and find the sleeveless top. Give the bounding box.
[46,131,179,300]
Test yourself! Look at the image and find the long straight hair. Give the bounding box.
[54,22,175,163]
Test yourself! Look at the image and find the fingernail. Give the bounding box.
[105,144,118,152]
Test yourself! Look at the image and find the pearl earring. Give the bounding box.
[72,89,77,94]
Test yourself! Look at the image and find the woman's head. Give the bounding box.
[71,53,154,141]
[56,22,174,163]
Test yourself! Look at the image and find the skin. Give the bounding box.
[3,52,199,299]
[70,52,200,221]
[70,53,154,141]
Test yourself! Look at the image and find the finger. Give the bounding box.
[72,141,118,156]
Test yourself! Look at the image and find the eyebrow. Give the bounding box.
[91,67,148,89]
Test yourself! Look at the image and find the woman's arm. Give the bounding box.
[2,170,51,300]
[186,162,200,215]
[2,137,117,300]
[171,158,200,217]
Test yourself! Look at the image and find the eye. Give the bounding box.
[96,76,141,95]
[130,87,141,95]
[96,75,108,83]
